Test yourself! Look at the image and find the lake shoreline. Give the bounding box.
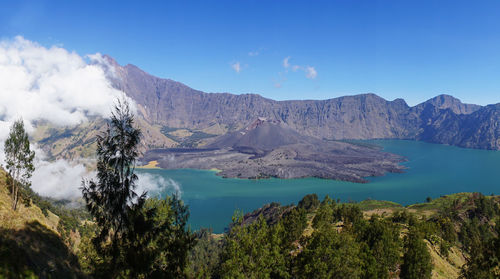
[137,140,500,232]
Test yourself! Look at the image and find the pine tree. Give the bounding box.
[460,222,500,278]
[81,99,195,278]
[312,195,336,229]
[400,228,432,279]
[357,216,401,278]
[81,99,142,274]
[295,227,363,278]
[219,214,289,278]
[4,119,35,211]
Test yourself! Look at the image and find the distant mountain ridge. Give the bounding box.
[104,56,500,150]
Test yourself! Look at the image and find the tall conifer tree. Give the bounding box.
[4,119,35,211]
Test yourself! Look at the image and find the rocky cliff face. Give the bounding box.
[105,56,499,150]
[417,104,500,150]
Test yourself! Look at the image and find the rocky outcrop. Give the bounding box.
[417,104,500,150]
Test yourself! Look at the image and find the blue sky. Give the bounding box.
[1,0,500,105]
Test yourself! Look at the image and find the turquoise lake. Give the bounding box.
[137,140,500,233]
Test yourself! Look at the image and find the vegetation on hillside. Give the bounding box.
[1,101,499,278]
[1,171,499,278]
[0,168,86,278]
[187,193,500,279]
[80,99,196,278]
[160,126,217,148]
[4,119,35,211]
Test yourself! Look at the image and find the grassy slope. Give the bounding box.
[0,163,491,279]
[33,117,176,164]
[296,194,487,279]
[359,194,497,278]
[0,169,84,278]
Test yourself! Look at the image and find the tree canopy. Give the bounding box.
[80,99,195,278]
[4,118,35,211]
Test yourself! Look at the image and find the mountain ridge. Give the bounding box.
[103,55,499,150]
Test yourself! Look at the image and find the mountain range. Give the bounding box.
[34,56,500,166]
[107,56,499,150]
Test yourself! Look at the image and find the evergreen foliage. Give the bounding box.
[188,228,223,278]
[219,214,289,279]
[297,193,320,212]
[400,228,432,279]
[295,227,363,278]
[80,99,195,278]
[4,119,35,211]
[282,207,308,244]
[312,195,336,229]
[356,216,401,278]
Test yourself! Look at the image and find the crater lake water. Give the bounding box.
[137,140,500,233]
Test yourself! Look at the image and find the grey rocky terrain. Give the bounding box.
[142,118,405,182]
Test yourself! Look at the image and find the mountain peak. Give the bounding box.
[417,94,481,115]
[429,94,461,104]
[246,117,281,131]
[102,54,119,66]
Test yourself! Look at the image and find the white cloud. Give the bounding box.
[136,172,182,198]
[231,61,242,73]
[0,36,137,200]
[31,155,92,200]
[0,36,134,129]
[282,56,317,79]
[305,66,317,79]
[283,56,291,68]
[87,53,118,79]
[248,51,259,57]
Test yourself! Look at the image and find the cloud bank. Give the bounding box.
[31,158,91,200]
[0,36,148,200]
[136,172,182,198]
[0,37,129,129]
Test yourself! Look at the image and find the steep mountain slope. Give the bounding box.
[104,56,499,150]
[413,94,481,115]
[33,56,499,166]
[0,169,84,278]
[110,59,417,140]
[417,103,500,149]
[33,115,176,162]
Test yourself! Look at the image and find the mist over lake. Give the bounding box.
[138,140,500,233]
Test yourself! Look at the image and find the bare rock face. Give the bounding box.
[413,94,481,115]
[417,104,500,150]
[102,55,499,150]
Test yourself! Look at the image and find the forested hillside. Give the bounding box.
[0,168,87,278]
[1,173,498,279]
[188,192,500,278]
